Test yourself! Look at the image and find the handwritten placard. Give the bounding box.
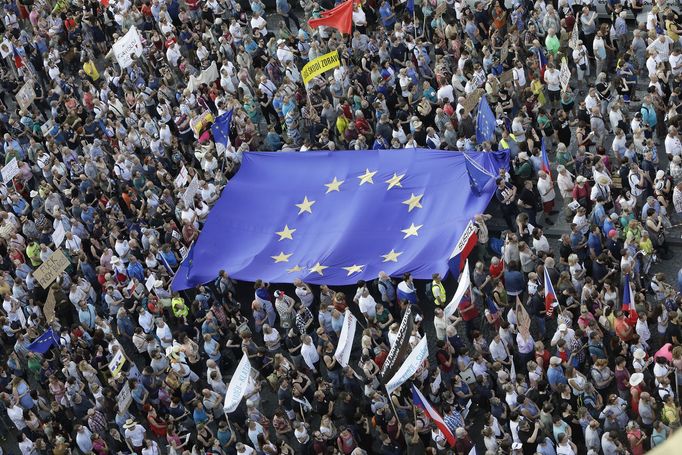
[34,249,70,289]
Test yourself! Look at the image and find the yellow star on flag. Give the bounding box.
[401,223,423,239]
[385,172,405,190]
[295,196,316,214]
[275,225,296,241]
[357,169,377,185]
[381,249,403,262]
[309,262,328,275]
[271,252,293,263]
[324,177,344,194]
[342,264,364,276]
[402,193,423,212]
[286,265,304,273]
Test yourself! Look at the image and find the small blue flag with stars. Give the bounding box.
[171,149,509,289]
[27,328,59,354]
[211,110,233,151]
[476,95,496,144]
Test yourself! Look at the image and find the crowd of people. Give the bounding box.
[1,0,682,454]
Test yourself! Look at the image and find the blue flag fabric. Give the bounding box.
[406,0,414,13]
[476,95,496,144]
[27,328,58,354]
[171,149,509,289]
[464,153,497,196]
[211,110,233,148]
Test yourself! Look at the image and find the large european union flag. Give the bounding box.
[171,149,508,289]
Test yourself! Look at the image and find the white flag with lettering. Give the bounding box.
[334,310,357,367]
[385,336,429,394]
[223,354,251,413]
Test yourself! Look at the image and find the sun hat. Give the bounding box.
[123,419,137,429]
[629,373,644,387]
[634,349,646,360]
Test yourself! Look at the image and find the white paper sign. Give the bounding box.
[145,273,157,292]
[112,26,144,69]
[118,381,132,412]
[223,354,252,413]
[1,158,19,184]
[52,222,65,248]
[0,39,11,58]
[174,165,189,188]
[182,175,200,207]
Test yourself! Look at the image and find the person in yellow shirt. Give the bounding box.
[82,58,100,82]
[25,242,42,267]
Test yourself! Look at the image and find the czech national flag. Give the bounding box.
[537,47,547,79]
[13,47,24,69]
[411,385,456,447]
[622,273,638,325]
[544,267,557,317]
[541,138,551,180]
[447,220,478,281]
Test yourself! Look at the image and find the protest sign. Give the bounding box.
[500,69,514,85]
[560,57,571,92]
[182,175,200,206]
[334,310,357,367]
[145,274,157,292]
[223,354,252,413]
[43,288,56,323]
[1,158,19,184]
[34,249,70,289]
[117,382,132,412]
[461,89,484,117]
[112,26,144,68]
[174,165,189,188]
[108,350,126,378]
[16,81,36,110]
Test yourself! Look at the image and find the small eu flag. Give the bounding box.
[475,95,496,144]
[27,328,59,354]
[211,110,233,151]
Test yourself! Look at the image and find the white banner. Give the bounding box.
[444,259,470,318]
[385,336,428,394]
[223,353,251,413]
[182,175,200,207]
[560,57,571,92]
[187,61,219,92]
[334,310,357,367]
[568,19,579,50]
[1,158,19,184]
[112,26,144,69]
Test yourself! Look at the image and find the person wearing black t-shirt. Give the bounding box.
[517,418,543,455]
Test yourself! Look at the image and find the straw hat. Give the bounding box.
[634,349,646,360]
[123,419,137,429]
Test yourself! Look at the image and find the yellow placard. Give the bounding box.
[302,51,341,86]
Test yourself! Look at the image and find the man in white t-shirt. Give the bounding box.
[648,34,673,63]
[670,48,682,76]
[545,63,561,105]
[665,126,682,160]
[250,11,268,36]
[124,420,146,453]
[513,60,526,89]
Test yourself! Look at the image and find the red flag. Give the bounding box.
[307,0,354,34]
